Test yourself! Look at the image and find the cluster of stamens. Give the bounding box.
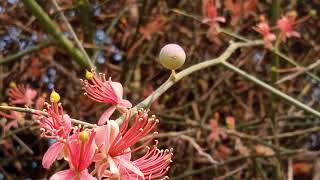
[80,71,119,104]
[128,141,173,179]
[108,108,159,157]
[38,101,70,142]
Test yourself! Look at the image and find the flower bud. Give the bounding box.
[50,90,60,103]
[9,82,17,88]
[309,9,317,17]
[79,131,89,142]
[287,10,297,18]
[85,70,93,80]
[159,44,186,70]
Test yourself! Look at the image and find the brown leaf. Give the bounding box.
[254,144,275,156]
[292,162,313,174]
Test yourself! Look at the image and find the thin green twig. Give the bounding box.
[21,0,94,69]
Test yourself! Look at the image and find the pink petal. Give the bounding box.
[118,99,132,108]
[108,156,120,176]
[98,106,116,125]
[216,17,226,23]
[119,157,144,178]
[95,121,119,153]
[95,161,109,179]
[95,125,109,151]
[62,114,72,135]
[25,89,37,101]
[93,152,106,162]
[110,82,123,101]
[121,149,132,162]
[49,169,75,180]
[79,169,97,180]
[42,142,64,169]
[107,120,120,151]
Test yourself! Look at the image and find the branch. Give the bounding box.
[116,40,264,123]
[220,61,320,118]
[180,135,218,164]
[21,0,94,69]
[0,105,95,128]
[276,59,320,84]
[0,41,50,65]
[51,0,93,67]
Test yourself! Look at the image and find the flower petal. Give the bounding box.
[62,114,72,135]
[110,82,123,101]
[107,120,120,151]
[49,169,75,180]
[118,99,132,108]
[109,156,120,176]
[25,89,37,102]
[79,169,97,180]
[119,157,144,178]
[98,106,116,125]
[96,125,109,151]
[42,142,64,169]
[95,161,110,178]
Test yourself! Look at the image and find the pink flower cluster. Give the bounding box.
[38,71,173,180]
[81,71,132,125]
[202,0,226,39]
[0,82,41,132]
[254,12,300,48]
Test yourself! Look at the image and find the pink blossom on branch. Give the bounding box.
[94,109,172,179]
[253,20,276,48]
[38,103,72,169]
[0,111,23,131]
[81,71,132,125]
[202,0,226,37]
[7,82,37,106]
[277,12,300,42]
[50,130,97,180]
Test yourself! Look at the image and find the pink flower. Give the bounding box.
[50,130,97,180]
[277,13,300,42]
[202,0,226,35]
[81,72,132,125]
[0,111,23,131]
[94,109,172,179]
[38,103,72,169]
[7,83,37,106]
[254,21,276,48]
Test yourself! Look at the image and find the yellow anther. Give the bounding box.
[50,90,60,103]
[9,82,17,88]
[226,117,235,129]
[79,131,89,142]
[85,70,94,80]
[287,10,297,17]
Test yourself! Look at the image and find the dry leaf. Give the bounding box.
[292,162,313,174]
[255,144,274,156]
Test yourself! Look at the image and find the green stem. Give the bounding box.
[21,0,94,69]
[75,0,93,43]
[271,1,282,178]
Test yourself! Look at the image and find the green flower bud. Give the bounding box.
[159,44,186,70]
[309,9,317,17]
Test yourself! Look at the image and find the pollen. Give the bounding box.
[50,90,60,103]
[79,131,89,142]
[85,70,94,80]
